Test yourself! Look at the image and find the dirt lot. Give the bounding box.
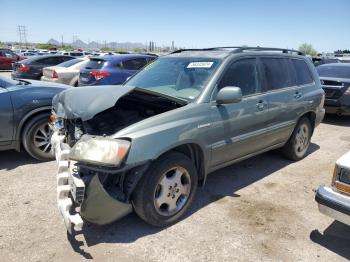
[1,72,350,261]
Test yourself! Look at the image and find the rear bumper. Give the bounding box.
[51,132,133,233]
[41,76,59,83]
[11,71,40,80]
[315,185,350,226]
[324,96,350,115]
[315,108,325,127]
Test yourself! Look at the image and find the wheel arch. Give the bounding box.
[153,143,207,186]
[15,107,51,150]
[300,111,316,134]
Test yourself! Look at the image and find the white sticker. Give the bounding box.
[187,62,214,68]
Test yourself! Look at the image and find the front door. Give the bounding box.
[209,58,270,168]
[0,87,14,145]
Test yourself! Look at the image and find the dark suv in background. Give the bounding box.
[79,54,157,86]
[317,63,350,115]
[51,47,325,232]
[12,55,75,80]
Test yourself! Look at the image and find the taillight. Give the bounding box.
[17,64,30,72]
[49,114,56,124]
[52,71,58,78]
[89,71,110,81]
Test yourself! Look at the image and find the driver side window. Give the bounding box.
[218,58,259,96]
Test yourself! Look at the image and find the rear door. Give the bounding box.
[0,86,14,144]
[209,57,270,167]
[260,57,303,146]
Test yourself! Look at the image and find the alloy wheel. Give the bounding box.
[154,166,192,216]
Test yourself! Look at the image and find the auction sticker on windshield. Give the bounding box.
[187,62,214,68]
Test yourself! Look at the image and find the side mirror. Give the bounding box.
[216,86,242,105]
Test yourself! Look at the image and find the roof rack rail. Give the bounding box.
[171,46,305,56]
[170,48,219,54]
[230,46,305,56]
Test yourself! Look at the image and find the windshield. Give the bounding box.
[57,58,83,68]
[317,65,350,79]
[125,57,221,100]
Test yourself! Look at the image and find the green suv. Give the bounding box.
[51,47,325,232]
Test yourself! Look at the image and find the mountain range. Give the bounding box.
[47,38,145,50]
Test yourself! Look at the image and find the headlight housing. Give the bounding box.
[339,168,350,184]
[332,165,350,194]
[70,135,130,167]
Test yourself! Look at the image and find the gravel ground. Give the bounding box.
[1,72,350,261]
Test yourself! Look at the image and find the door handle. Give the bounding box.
[256,100,266,111]
[294,92,303,99]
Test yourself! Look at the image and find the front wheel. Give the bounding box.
[22,114,54,161]
[132,152,198,227]
[282,117,312,161]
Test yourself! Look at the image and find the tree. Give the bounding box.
[298,43,318,57]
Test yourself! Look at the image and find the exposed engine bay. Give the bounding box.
[63,90,185,146]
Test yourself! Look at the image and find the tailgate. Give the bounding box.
[79,69,95,84]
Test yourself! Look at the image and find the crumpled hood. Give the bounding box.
[52,85,135,121]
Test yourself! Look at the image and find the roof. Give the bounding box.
[90,54,156,61]
[318,63,350,67]
[21,54,74,63]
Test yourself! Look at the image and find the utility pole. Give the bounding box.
[61,35,63,48]
[18,25,27,49]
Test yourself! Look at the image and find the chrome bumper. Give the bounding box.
[315,185,350,226]
[51,132,84,233]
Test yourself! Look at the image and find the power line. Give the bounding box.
[18,25,27,49]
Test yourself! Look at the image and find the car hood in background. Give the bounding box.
[52,85,135,121]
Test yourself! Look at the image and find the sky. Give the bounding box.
[0,0,349,52]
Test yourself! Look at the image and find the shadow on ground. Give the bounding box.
[67,143,320,258]
[311,221,350,260]
[0,150,39,170]
[323,114,350,127]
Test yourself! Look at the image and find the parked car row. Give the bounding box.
[0,46,349,234]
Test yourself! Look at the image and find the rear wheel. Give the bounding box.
[22,114,54,161]
[132,152,198,227]
[282,117,312,161]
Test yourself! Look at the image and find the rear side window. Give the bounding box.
[291,59,313,85]
[261,58,292,90]
[122,58,148,70]
[218,58,259,96]
[57,58,83,68]
[85,59,105,69]
[39,57,58,65]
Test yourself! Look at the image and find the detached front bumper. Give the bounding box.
[51,132,133,233]
[51,132,84,233]
[315,185,350,226]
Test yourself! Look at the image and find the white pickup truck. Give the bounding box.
[316,151,350,225]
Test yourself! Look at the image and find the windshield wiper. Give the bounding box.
[16,79,31,85]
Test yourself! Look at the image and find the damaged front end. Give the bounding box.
[52,132,150,233]
[51,85,186,232]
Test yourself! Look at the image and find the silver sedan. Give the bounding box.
[41,58,88,86]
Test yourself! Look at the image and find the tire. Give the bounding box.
[22,114,54,161]
[282,117,312,161]
[132,152,198,227]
